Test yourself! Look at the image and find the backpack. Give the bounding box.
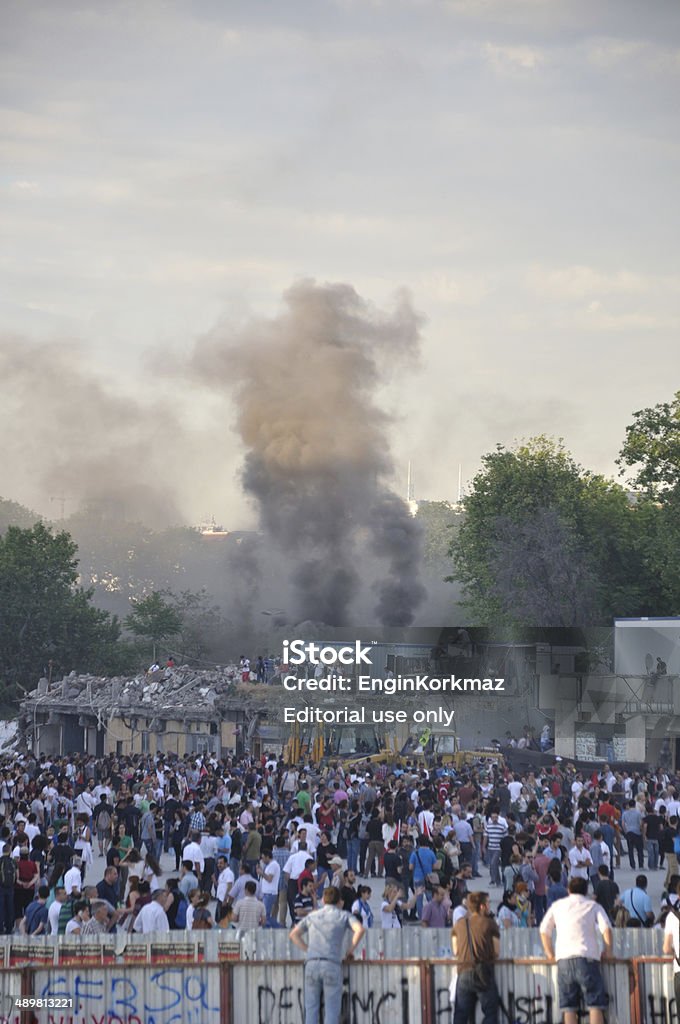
[0,855,16,888]
[97,809,111,832]
[174,895,188,929]
[673,834,680,857]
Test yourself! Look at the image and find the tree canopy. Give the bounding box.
[124,591,183,656]
[450,436,664,626]
[617,390,680,612]
[617,389,680,496]
[0,523,130,699]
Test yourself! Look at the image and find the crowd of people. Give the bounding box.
[1,752,680,934]
[1,748,680,1020]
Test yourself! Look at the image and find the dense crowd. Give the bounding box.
[0,749,680,944]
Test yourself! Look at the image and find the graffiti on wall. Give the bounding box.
[35,969,220,1024]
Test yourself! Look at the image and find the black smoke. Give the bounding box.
[189,279,428,627]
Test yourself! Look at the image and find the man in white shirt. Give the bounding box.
[182,832,205,876]
[571,776,584,804]
[93,782,112,803]
[75,786,96,818]
[64,858,83,897]
[283,846,315,920]
[259,850,281,927]
[215,857,234,909]
[663,902,680,1005]
[283,847,313,882]
[568,837,593,884]
[47,887,67,935]
[291,827,317,856]
[507,775,523,804]
[133,890,170,934]
[24,817,40,846]
[540,877,612,1024]
[666,791,680,819]
[417,807,434,837]
[381,881,417,928]
[304,820,321,850]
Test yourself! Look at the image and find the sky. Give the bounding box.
[1,0,679,527]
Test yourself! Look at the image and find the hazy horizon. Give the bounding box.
[2,0,679,527]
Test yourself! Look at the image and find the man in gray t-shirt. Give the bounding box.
[621,802,644,870]
[290,886,364,1024]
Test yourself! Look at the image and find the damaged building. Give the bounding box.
[18,666,274,759]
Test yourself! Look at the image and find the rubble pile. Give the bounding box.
[26,664,244,714]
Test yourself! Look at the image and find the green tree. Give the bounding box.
[450,437,660,625]
[124,591,183,659]
[618,391,680,612]
[169,589,227,664]
[415,500,461,576]
[617,390,680,495]
[0,523,126,697]
[0,497,41,535]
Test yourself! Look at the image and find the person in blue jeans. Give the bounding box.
[289,886,365,1024]
[540,876,612,1024]
[409,836,437,919]
[451,890,501,1024]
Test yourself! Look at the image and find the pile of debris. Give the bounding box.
[25,663,245,715]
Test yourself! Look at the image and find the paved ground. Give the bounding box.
[83,847,671,926]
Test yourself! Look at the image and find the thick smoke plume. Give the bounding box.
[190,280,428,626]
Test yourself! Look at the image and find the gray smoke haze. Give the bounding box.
[0,334,193,528]
[189,280,428,627]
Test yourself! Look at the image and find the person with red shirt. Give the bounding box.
[597,796,620,823]
[14,850,39,926]
[316,798,335,832]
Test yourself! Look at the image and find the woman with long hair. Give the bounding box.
[143,851,163,892]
